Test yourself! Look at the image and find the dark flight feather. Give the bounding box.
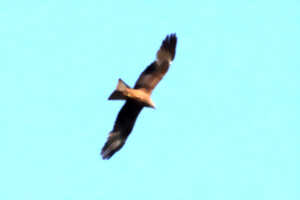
[101,100,143,159]
[134,34,177,93]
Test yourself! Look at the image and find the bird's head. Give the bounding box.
[146,98,156,109]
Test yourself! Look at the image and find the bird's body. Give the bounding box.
[109,79,155,108]
[101,34,177,159]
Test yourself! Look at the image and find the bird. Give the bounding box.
[101,34,177,159]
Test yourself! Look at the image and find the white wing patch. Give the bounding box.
[156,49,172,66]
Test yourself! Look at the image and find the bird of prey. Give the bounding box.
[101,34,177,159]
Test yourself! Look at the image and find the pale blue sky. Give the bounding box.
[1,1,300,199]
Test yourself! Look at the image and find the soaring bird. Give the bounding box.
[101,34,177,159]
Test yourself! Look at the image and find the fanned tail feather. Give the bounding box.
[108,79,130,100]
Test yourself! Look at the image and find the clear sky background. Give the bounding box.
[1,1,300,199]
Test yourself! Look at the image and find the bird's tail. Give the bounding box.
[108,79,130,100]
[101,131,125,159]
[156,33,177,65]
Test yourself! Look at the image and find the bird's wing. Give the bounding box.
[101,100,143,159]
[134,34,177,94]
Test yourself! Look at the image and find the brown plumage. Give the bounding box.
[101,34,177,159]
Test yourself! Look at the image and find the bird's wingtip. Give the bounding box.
[101,132,125,160]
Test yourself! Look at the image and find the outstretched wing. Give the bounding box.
[101,100,143,159]
[134,34,177,94]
